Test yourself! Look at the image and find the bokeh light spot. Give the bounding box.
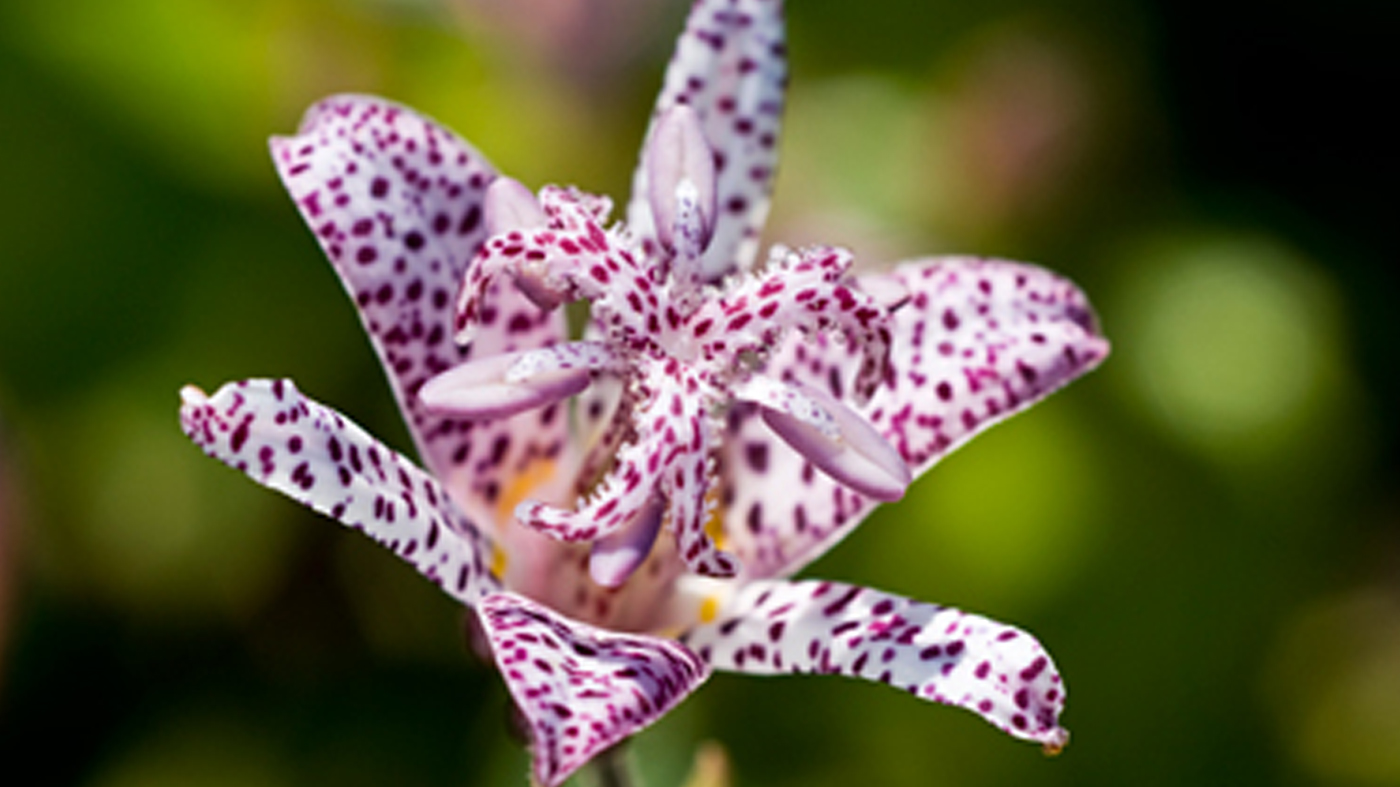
[1114,232,1347,463]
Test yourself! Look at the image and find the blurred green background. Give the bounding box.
[0,0,1395,785]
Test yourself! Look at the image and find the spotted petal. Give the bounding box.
[628,0,787,282]
[179,379,499,605]
[270,95,568,522]
[724,257,1110,579]
[683,579,1068,749]
[477,591,710,787]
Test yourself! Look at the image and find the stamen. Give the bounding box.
[481,176,571,313]
[757,382,911,502]
[858,273,912,312]
[484,176,548,235]
[588,496,666,588]
[645,105,717,258]
[419,346,599,420]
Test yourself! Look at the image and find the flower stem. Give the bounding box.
[592,744,639,787]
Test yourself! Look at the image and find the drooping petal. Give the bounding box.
[179,379,500,605]
[477,591,710,787]
[627,0,787,282]
[723,257,1110,579]
[270,95,568,521]
[682,579,1068,750]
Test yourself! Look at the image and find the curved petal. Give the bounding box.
[477,591,710,787]
[179,379,500,605]
[270,94,568,521]
[723,257,1110,579]
[627,0,787,282]
[682,579,1068,749]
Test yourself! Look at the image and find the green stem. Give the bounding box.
[591,744,638,787]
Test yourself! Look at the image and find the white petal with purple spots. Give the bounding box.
[180,379,499,604]
[478,592,710,787]
[627,0,788,282]
[270,95,569,521]
[724,257,1110,579]
[684,579,1068,749]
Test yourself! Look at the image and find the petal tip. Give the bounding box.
[1041,727,1070,756]
[179,384,208,407]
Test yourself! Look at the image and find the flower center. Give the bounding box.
[420,106,911,587]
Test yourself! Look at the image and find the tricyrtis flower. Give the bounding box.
[180,1,1108,785]
[433,109,906,584]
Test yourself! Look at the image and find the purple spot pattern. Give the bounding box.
[724,257,1109,579]
[479,592,708,787]
[270,95,567,517]
[181,2,1110,782]
[180,379,498,604]
[682,580,1068,748]
[692,245,893,402]
[520,357,734,577]
[458,187,897,579]
[627,0,787,282]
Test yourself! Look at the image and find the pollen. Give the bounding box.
[497,458,557,526]
[703,487,726,550]
[1042,731,1070,757]
[490,545,509,579]
[699,595,720,623]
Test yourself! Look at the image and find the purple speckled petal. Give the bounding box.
[477,591,710,787]
[683,579,1068,750]
[723,257,1110,579]
[627,0,787,282]
[270,95,568,521]
[179,379,499,605]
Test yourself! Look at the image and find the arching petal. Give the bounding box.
[627,0,787,282]
[179,379,500,605]
[682,579,1068,750]
[477,591,710,787]
[723,257,1110,579]
[270,94,568,521]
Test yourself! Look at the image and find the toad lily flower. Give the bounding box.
[180,1,1108,785]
